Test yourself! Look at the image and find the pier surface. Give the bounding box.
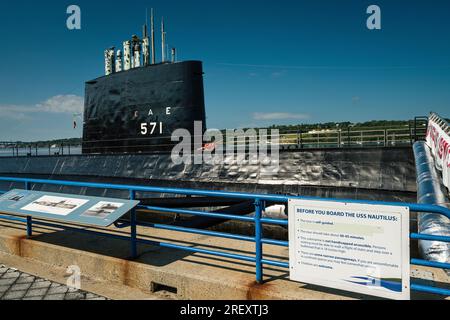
[0,263,108,300]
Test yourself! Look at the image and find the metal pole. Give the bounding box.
[130,190,137,259]
[409,121,413,145]
[151,8,155,64]
[143,14,150,67]
[338,130,342,147]
[26,216,33,238]
[254,199,263,284]
[161,17,166,63]
[347,127,351,147]
[171,48,176,63]
[25,181,32,237]
[123,41,132,71]
[300,130,303,149]
[116,50,123,72]
[384,129,388,147]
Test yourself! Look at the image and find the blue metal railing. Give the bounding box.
[0,176,449,298]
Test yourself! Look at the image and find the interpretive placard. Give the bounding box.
[0,189,139,227]
[288,199,410,300]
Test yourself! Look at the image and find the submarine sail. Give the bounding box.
[82,61,206,154]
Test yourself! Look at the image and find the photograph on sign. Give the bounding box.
[288,199,410,300]
[81,201,124,219]
[21,195,89,216]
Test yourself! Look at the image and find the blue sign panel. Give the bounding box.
[0,189,140,227]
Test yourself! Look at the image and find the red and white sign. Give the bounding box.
[426,116,450,192]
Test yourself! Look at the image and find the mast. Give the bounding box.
[161,16,166,62]
[142,10,150,66]
[151,8,156,64]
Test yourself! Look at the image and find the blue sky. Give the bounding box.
[0,0,449,141]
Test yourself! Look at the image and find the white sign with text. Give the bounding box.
[289,200,410,300]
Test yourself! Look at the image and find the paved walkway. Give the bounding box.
[0,264,108,300]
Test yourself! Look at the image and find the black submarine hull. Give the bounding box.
[82,61,206,154]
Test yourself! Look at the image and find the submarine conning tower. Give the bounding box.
[82,10,206,154]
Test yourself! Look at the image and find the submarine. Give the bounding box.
[0,12,419,224]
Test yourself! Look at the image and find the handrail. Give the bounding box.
[0,176,449,218]
[0,176,449,217]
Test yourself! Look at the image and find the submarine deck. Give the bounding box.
[0,146,417,203]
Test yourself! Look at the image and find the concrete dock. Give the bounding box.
[0,217,448,300]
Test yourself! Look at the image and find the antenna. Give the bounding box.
[146,8,148,26]
[142,9,150,66]
[143,23,147,38]
[161,17,166,62]
[143,8,148,38]
[151,8,155,64]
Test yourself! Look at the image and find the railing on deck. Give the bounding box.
[0,143,82,157]
[279,126,422,149]
[0,121,430,157]
[0,176,448,298]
